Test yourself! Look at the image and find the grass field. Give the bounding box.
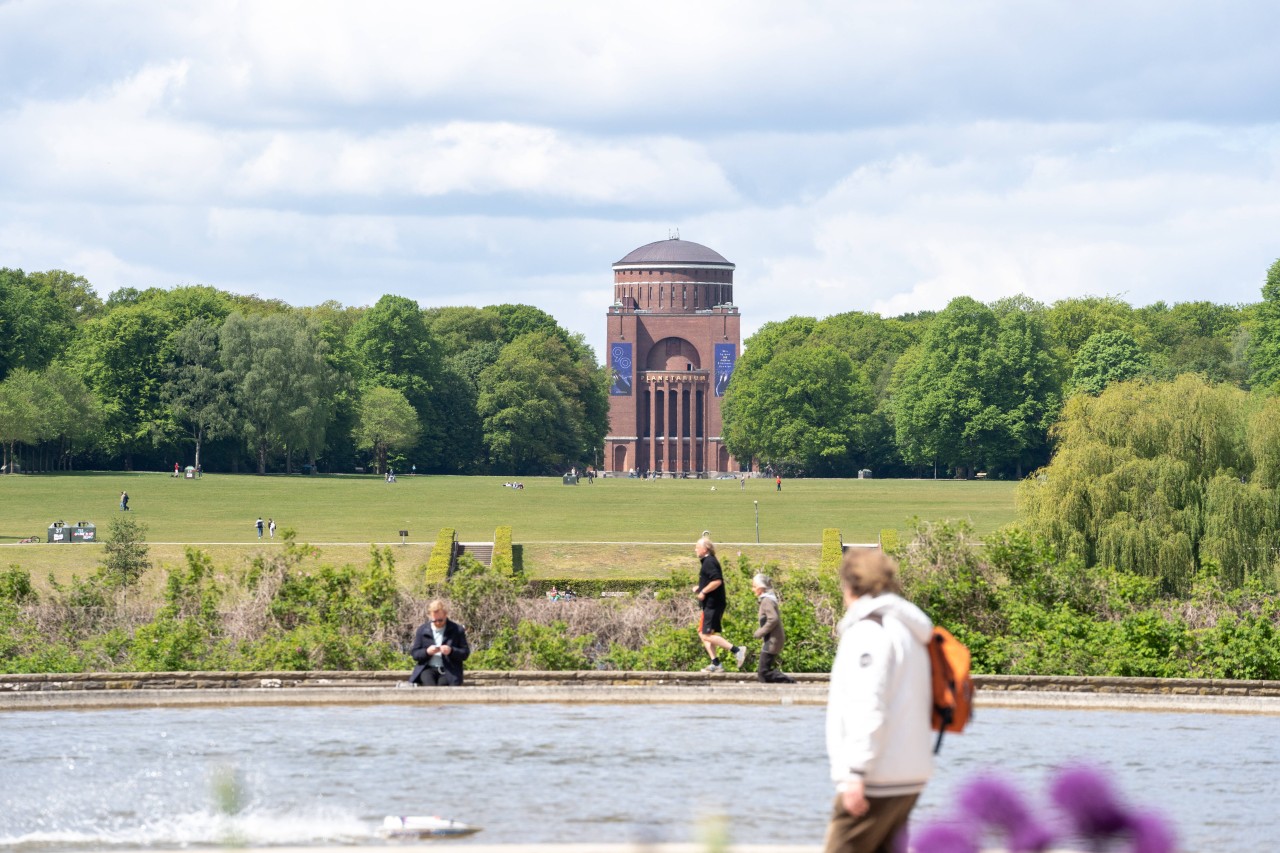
[0,472,1016,584]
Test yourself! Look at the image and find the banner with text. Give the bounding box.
[714,343,736,397]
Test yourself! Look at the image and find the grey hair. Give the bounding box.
[751,573,772,589]
[697,536,715,556]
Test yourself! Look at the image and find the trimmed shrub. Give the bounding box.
[426,528,455,584]
[492,526,513,576]
[820,528,843,574]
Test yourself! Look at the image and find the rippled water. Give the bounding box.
[1,702,1277,850]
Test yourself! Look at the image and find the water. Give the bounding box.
[1,703,1277,850]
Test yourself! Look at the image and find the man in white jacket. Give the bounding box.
[824,548,934,853]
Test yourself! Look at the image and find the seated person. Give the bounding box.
[408,601,471,686]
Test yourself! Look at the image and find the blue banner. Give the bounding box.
[610,342,633,396]
[714,343,736,397]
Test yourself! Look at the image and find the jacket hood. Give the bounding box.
[837,593,933,644]
[759,590,779,604]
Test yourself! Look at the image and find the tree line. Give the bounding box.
[723,260,1280,478]
[3,259,1278,480]
[0,269,607,475]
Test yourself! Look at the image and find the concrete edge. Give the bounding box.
[3,683,1279,715]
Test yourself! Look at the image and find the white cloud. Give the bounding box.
[1,1,1279,365]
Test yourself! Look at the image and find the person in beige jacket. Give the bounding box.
[751,574,796,683]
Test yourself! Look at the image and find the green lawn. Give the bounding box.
[0,472,1016,583]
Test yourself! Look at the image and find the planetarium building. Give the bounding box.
[604,237,742,476]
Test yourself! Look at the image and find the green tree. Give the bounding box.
[348,295,442,465]
[0,268,77,379]
[69,302,177,468]
[1044,295,1139,371]
[891,296,1060,477]
[1018,374,1277,592]
[27,270,103,323]
[40,364,104,470]
[99,515,152,589]
[164,318,235,472]
[1249,258,1280,392]
[220,311,336,474]
[477,332,607,474]
[722,344,872,475]
[0,369,45,472]
[352,386,421,475]
[1070,329,1150,396]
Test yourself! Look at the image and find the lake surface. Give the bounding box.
[1,703,1277,850]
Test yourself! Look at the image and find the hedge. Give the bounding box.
[523,578,668,598]
[426,528,455,584]
[821,528,843,573]
[492,526,513,576]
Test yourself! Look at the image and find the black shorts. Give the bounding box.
[699,605,725,635]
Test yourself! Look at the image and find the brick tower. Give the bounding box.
[604,237,741,476]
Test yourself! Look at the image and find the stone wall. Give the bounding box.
[3,670,1279,696]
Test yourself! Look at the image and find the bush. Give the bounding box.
[426,528,454,584]
[492,526,513,575]
[0,566,36,604]
[99,515,151,589]
[820,528,843,574]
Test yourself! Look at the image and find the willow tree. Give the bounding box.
[1017,374,1279,592]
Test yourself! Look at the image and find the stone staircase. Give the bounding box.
[456,542,493,567]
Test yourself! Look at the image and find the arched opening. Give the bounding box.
[645,338,701,371]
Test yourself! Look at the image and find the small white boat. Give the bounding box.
[377,815,482,839]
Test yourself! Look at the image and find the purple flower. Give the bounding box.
[1127,811,1177,853]
[913,820,980,853]
[958,776,1056,852]
[1049,766,1129,839]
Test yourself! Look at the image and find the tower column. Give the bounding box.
[675,379,684,473]
[664,378,673,473]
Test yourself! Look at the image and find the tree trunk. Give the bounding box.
[194,426,203,474]
[257,438,267,474]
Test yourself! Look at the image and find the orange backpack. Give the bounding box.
[928,625,974,753]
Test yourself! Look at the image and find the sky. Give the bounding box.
[2,0,1279,361]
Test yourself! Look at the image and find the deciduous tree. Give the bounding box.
[352,386,421,475]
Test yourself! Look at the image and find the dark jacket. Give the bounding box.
[409,619,471,685]
[753,590,785,654]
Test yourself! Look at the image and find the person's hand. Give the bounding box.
[440,645,452,656]
[840,779,868,817]
[696,591,705,602]
[427,645,440,655]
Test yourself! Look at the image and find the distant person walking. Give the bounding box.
[740,474,746,490]
[692,536,746,673]
[268,518,276,539]
[255,516,264,539]
[752,573,795,683]
[119,491,129,511]
[776,474,782,491]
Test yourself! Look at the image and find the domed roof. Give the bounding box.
[614,238,733,267]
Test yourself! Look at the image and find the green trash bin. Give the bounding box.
[47,521,70,543]
[71,521,97,542]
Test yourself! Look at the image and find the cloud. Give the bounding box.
[1,0,1279,365]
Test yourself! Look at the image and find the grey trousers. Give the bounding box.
[822,791,919,853]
